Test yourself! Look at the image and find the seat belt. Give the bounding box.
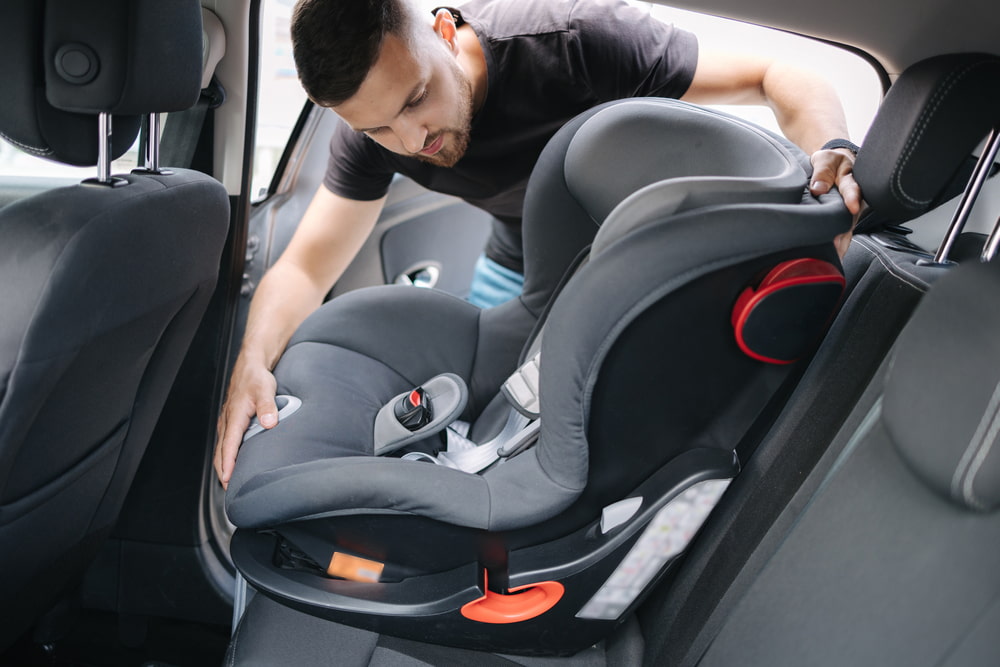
[399,351,543,473]
[159,76,226,170]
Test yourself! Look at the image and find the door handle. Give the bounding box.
[394,262,441,289]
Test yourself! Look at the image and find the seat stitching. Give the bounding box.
[0,129,53,156]
[854,237,931,292]
[891,59,996,208]
[951,378,1000,509]
[962,388,1000,510]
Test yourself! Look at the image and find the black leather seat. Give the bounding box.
[0,0,229,649]
[226,97,850,655]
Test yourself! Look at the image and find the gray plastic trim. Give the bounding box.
[373,373,468,456]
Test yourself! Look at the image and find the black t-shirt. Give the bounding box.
[323,0,698,272]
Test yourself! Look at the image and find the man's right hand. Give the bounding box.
[212,187,387,490]
[214,357,279,490]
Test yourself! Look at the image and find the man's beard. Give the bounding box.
[414,68,473,168]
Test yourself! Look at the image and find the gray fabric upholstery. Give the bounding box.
[568,101,806,253]
[226,99,851,657]
[699,261,1000,666]
[884,262,1000,511]
[226,100,847,532]
[853,53,1000,222]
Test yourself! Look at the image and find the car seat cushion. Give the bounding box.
[225,285,545,529]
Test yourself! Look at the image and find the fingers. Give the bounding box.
[809,148,863,215]
[833,230,854,259]
[214,365,278,490]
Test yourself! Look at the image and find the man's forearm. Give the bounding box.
[761,61,852,154]
[237,259,331,372]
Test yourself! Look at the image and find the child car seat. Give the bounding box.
[226,98,850,654]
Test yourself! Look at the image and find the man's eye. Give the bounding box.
[407,90,429,108]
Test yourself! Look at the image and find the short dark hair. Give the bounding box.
[291,0,414,107]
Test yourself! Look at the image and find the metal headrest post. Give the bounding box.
[933,126,1000,264]
[979,128,1000,262]
[135,112,172,176]
[144,113,160,172]
[97,112,112,184]
[87,112,128,188]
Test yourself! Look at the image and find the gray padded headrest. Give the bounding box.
[0,0,203,167]
[566,100,807,255]
[854,53,1000,222]
[883,260,1000,512]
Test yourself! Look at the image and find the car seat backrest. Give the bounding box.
[518,99,810,318]
[696,259,1000,666]
[0,0,228,649]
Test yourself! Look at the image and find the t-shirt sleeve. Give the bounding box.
[568,0,699,102]
[322,116,396,200]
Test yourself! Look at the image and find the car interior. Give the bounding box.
[0,0,998,666]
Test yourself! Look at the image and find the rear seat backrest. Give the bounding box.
[641,52,1000,667]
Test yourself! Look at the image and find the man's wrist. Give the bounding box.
[820,138,860,155]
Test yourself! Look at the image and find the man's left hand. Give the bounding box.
[809,147,863,257]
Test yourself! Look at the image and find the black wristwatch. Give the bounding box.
[820,138,860,155]
[431,6,465,26]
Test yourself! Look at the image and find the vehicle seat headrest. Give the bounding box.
[854,53,1000,223]
[0,0,204,166]
[883,260,1000,512]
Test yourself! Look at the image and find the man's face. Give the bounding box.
[332,32,474,167]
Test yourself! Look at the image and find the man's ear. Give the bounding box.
[432,8,459,53]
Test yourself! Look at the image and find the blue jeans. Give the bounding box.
[467,255,524,308]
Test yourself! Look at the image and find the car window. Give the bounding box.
[248,0,883,202]
[0,133,140,181]
[636,3,883,143]
[253,0,309,201]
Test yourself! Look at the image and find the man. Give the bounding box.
[214,0,861,488]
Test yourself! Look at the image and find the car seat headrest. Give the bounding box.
[854,53,1000,223]
[883,260,1000,512]
[0,0,204,167]
[567,100,806,235]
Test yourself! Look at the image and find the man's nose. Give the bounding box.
[395,118,428,155]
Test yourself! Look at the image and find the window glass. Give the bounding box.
[636,3,882,143]
[253,0,309,200]
[0,133,140,180]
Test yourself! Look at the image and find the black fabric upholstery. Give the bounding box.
[227,592,642,666]
[0,0,227,650]
[0,1,140,166]
[0,171,229,649]
[853,53,1000,222]
[228,593,610,666]
[43,0,203,115]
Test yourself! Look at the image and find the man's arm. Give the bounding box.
[214,187,386,488]
[681,49,862,218]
